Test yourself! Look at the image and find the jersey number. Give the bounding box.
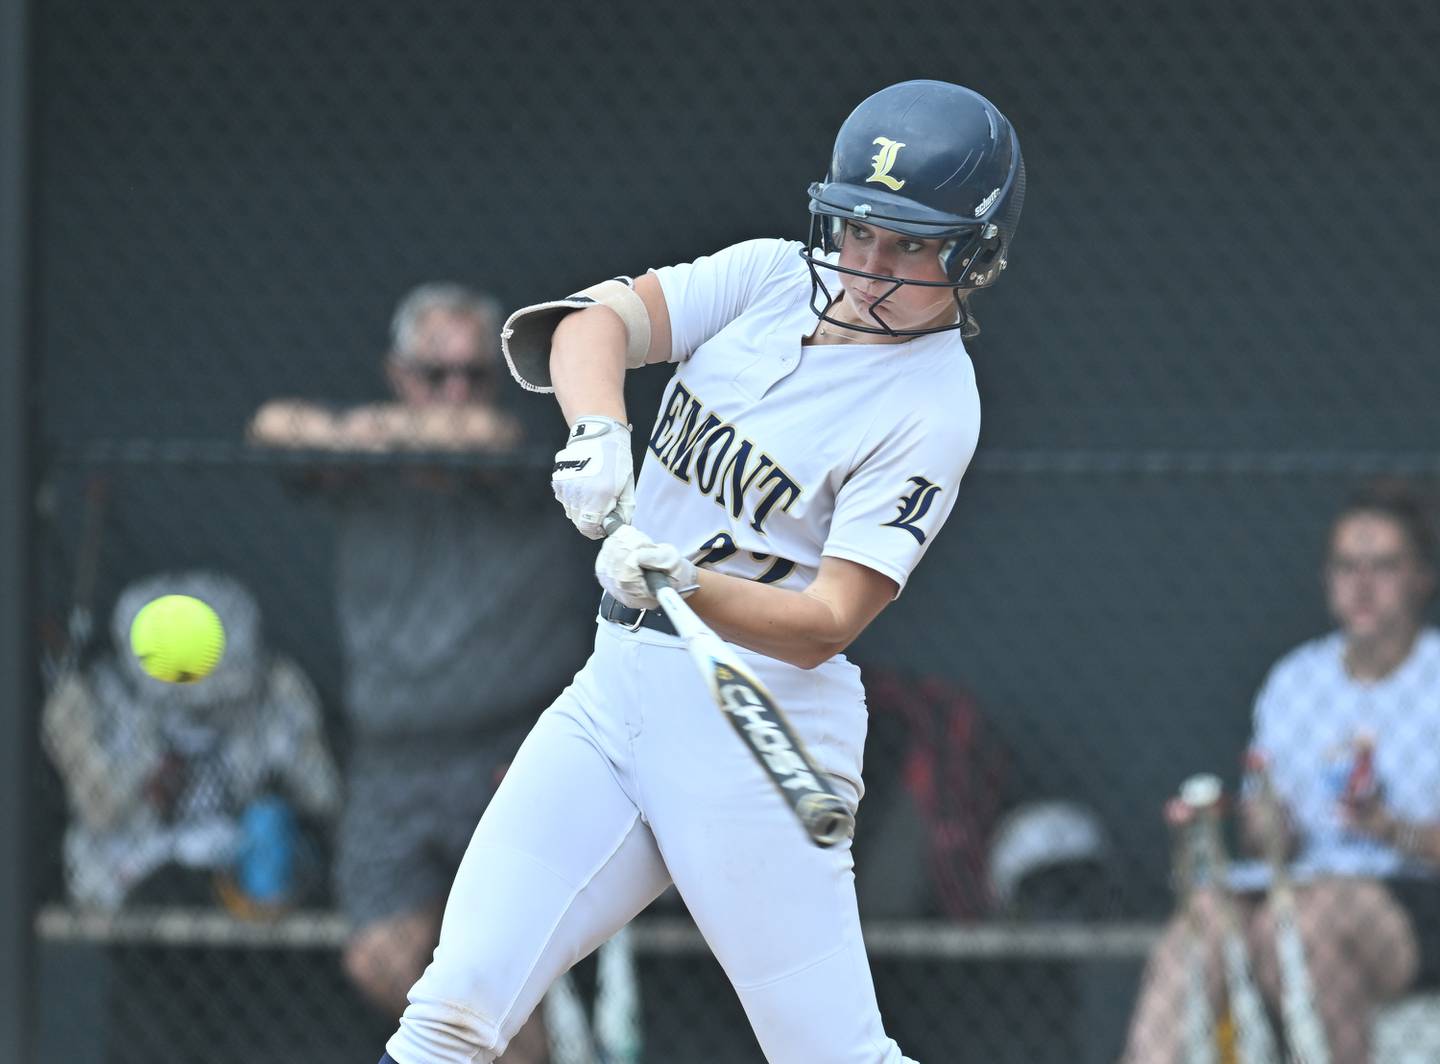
[696,532,796,585]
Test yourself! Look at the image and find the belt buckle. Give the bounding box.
[603,594,648,633]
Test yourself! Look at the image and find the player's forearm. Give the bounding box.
[248,401,346,448]
[42,677,150,829]
[356,406,520,450]
[253,403,517,453]
[1379,816,1440,863]
[685,571,856,670]
[550,306,630,426]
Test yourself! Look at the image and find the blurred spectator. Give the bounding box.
[248,283,594,1060]
[42,569,341,913]
[1123,484,1440,1064]
[249,284,522,457]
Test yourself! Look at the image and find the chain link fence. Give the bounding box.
[20,1,1440,1062]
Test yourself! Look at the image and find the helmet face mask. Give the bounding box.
[803,215,976,338]
[801,79,1025,338]
[820,215,989,282]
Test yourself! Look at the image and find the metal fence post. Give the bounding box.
[1,0,35,1061]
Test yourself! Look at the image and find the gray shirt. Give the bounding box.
[329,470,595,739]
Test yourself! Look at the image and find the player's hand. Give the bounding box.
[1163,795,1194,828]
[1339,787,1393,840]
[552,415,635,538]
[597,524,700,610]
[1238,791,1289,857]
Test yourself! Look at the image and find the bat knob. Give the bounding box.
[1179,773,1223,810]
[798,793,855,848]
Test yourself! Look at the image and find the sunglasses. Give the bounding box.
[406,362,497,389]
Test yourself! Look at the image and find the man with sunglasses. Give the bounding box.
[250,284,596,1062]
[252,284,515,453]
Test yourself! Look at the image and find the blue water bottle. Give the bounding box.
[238,795,297,906]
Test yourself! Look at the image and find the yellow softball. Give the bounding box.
[129,594,226,684]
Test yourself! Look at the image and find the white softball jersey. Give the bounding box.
[642,237,980,596]
[389,239,979,1064]
[1231,627,1440,887]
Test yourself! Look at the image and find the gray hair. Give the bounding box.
[389,283,503,361]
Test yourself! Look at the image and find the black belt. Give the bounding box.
[598,591,677,636]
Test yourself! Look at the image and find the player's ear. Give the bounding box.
[383,352,405,395]
[1415,558,1437,609]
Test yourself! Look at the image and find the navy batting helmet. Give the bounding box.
[802,80,1026,336]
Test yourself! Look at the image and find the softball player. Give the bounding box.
[380,78,1025,1064]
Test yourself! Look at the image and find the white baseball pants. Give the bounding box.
[385,619,916,1064]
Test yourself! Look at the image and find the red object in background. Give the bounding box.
[1243,748,1268,777]
[143,751,189,821]
[865,667,1004,920]
[1344,736,1378,804]
[1163,796,1192,828]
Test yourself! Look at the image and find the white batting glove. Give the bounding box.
[597,525,700,610]
[552,415,635,539]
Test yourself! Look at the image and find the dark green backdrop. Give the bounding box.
[27,0,1440,911]
[15,2,1440,1060]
